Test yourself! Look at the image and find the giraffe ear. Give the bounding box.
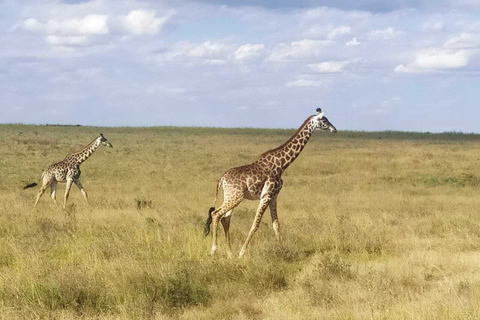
[315,108,324,118]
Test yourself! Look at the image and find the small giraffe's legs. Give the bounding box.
[221,211,233,258]
[74,179,89,206]
[34,182,50,207]
[239,193,273,258]
[50,180,58,206]
[269,195,280,242]
[63,178,73,210]
[210,199,243,256]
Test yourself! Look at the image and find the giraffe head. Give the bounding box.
[99,133,113,147]
[311,108,337,133]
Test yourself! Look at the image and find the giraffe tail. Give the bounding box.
[23,182,38,190]
[204,180,222,238]
[203,207,215,238]
[23,172,44,190]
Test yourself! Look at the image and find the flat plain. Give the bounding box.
[1,124,480,320]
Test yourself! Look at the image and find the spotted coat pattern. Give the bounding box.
[34,134,112,210]
[207,110,337,258]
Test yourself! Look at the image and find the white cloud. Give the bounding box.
[346,37,360,46]
[22,18,43,32]
[154,41,231,65]
[122,10,171,35]
[234,44,266,62]
[268,39,332,61]
[45,35,89,46]
[147,85,186,95]
[444,33,480,49]
[327,26,351,39]
[23,15,109,35]
[368,27,403,41]
[395,49,471,73]
[414,50,470,68]
[309,61,349,73]
[189,41,228,58]
[422,21,444,32]
[285,79,327,87]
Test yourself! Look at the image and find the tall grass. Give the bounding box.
[1,124,480,319]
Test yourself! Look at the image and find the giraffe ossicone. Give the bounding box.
[24,133,113,210]
[204,108,337,258]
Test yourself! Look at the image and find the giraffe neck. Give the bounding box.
[259,117,315,171]
[69,138,101,165]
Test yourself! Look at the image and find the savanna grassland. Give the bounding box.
[1,124,480,320]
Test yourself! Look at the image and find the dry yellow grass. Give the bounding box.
[1,124,480,319]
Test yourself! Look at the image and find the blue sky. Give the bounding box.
[1,0,479,131]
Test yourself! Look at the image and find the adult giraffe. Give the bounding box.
[24,133,113,210]
[204,108,337,258]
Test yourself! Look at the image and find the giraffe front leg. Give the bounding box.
[269,195,281,242]
[74,179,89,206]
[239,194,272,258]
[63,178,73,210]
[221,211,234,258]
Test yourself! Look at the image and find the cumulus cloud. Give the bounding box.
[154,41,232,65]
[285,79,328,87]
[346,37,360,46]
[395,49,471,73]
[189,41,228,58]
[45,35,89,46]
[444,33,480,49]
[368,27,403,40]
[187,0,446,13]
[422,21,444,32]
[268,39,332,61]
[22,15,109,35]
[234,44,266,62]
[327,26,351,39]
[121,10,172,35]
[309,61,349,73]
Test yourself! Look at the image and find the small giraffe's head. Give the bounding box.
[311,108,337,133]
[99,133,113,147]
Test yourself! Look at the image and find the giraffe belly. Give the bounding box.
[244,192,260,200]
[54,170,69,182]
[245,181,264,200]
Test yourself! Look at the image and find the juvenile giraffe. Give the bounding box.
[204,108,337,258]
[24,133,113,210]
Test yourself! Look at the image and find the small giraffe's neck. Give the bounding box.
[260,117,315,171]
[68,138,101,165]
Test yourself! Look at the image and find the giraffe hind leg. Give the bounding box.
[50,180,58,206]
[209,197,243,256]
[221,211,234,258]
[34,178,51,207]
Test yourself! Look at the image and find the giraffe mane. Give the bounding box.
[259,115,313,157]
[65,137,99,159]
